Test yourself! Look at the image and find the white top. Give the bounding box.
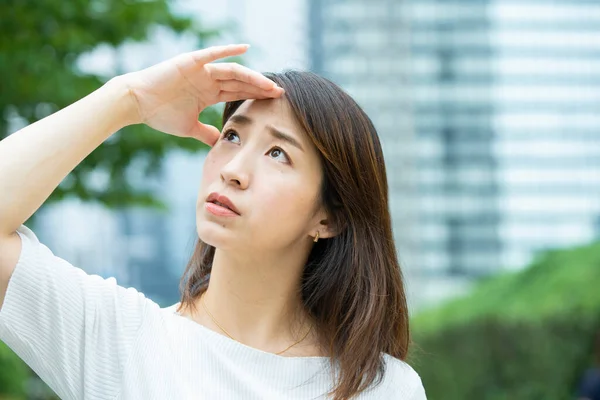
[0,225,427,399]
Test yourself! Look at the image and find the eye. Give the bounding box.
[222,128,291,164]
[222,129,240,143]
[268,147,290,163]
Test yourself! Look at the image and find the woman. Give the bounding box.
[0,44,426,399]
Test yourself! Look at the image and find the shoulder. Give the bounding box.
[156,302,189,327]
[381,353,421,383]
[161,302,185,319]
[381,354,426,399]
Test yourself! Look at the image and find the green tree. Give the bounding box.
[0,1,230,397]
[0,0,228,215]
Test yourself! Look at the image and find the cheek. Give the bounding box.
[201,149,222,184]
[197,150,223,207]
[259,176,316,220]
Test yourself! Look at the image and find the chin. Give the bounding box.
[196,221,232,250]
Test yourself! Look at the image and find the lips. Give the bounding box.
[206,192,241,215]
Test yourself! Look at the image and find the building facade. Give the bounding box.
[309,0,600,310]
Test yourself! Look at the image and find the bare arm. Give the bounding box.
[0,79,133,307]
[0,79,134,237]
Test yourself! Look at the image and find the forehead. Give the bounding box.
[227,97,304,134]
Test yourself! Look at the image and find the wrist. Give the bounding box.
[102,75,143,128]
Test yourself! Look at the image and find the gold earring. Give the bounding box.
[314,231,320,242]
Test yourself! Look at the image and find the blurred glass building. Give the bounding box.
[308,0,600,310]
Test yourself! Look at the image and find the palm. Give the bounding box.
[123,45,283,146]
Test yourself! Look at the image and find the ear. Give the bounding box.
[309,207,342,241]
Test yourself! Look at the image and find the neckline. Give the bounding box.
[164,302,331,362]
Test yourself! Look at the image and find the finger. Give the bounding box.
[219,80,284,97]
[190,44,250,65]
[217,91,274,103]
[209,63,278,91]
[190,121,221,146]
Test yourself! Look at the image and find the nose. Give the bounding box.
[220,152,250,190]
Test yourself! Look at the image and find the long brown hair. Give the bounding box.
[177,71,410,399]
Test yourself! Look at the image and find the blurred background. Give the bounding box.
[1,0,600,399]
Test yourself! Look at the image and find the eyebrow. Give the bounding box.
[228,114,305,152]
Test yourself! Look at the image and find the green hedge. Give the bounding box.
[0,342,28,399]
[411,241,600,399]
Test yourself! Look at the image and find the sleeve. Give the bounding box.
[0,224,151,400]
[408,380,427,400]
[383,357,427,399]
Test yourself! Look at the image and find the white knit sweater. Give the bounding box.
[0,225,427,399]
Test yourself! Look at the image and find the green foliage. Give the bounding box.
[411,242,600,399]
[0,342,28,398]
[0,0,225,212]
[413,316,599,400]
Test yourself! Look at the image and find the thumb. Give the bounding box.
[191,121,220,147]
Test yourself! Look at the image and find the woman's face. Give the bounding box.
[196,97,326,252]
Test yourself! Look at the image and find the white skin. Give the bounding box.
[183,97,336,357]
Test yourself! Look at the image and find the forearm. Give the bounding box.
[0,77,137,235]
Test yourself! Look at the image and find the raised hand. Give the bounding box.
[119,44,284,146]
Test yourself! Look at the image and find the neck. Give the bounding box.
[191,242,320,355]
